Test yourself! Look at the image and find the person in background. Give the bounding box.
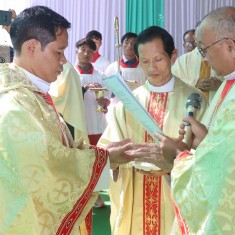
[172,23,223,103]
[105,32,146,84]
[75,38,111,146]
[86,30,110,73]
[183,29,196,53]
[75,38,112,208]
[0,6,161,234]
[98,26,207,235]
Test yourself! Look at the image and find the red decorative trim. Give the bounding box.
[92,52,101,63]
[56,147,109,235]
[85,209,92,235]
[37,92,67,145]
[120,57,139,68]
[76,64,94,74]
[143,92,168,235]
[174,150,192,166]
[216,79,235,112]
[173,200,189,235]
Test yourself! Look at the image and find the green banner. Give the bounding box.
[126,0,164,34]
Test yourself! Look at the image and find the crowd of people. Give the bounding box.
[0,4,235,235]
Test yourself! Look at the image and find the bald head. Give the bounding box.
[196,7,235,40]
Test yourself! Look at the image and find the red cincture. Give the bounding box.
[143,92,168,235]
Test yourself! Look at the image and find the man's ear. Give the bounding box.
[24,39,40,56]
[171,49,178,64]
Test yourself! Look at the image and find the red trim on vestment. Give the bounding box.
[37,92,67,146]
[92,52,101,63]
[143,92,168,235]
[173,200,189,235]
[216,79,235,112]
[76,64,94,74]
[56,146,109,235]
[85,209,92,235]
[120,57,139,68]
[174,150,192,166]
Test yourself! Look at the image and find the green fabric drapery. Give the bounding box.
[126,0,164,34]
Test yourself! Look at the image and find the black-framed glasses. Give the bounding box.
[198,38,229,58]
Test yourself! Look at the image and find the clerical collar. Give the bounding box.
[21,67,50,94]
[147,77,175,93]
[224,71,235,80]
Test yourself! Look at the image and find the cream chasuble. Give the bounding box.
[0,63,109,235]
[49,62,88,142]
[98,77,207,235]
[171,72,235,234]
[172,48,223,103]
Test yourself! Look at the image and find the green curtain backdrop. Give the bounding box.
[126,0,164,34]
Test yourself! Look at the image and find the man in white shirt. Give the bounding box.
[105,32,146,84]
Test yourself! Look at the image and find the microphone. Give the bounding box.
[184,93,202,126]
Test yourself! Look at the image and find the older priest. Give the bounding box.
[99,26,207,235]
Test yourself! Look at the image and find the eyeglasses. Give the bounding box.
[184,41,197,48]
[198,38,229,58]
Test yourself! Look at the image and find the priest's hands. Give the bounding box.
[107,139,160,169]
[179,116,208,149]
[83,83,102,91]
[196,77,222,91]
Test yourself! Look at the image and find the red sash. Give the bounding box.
[143,92,168,235]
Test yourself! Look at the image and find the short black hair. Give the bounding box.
[86,30,102,40]
[135,26,175,58]
[183,29,195,42]
[75,38,96,51]
[10,6,71,54]
[121,32,137,44]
